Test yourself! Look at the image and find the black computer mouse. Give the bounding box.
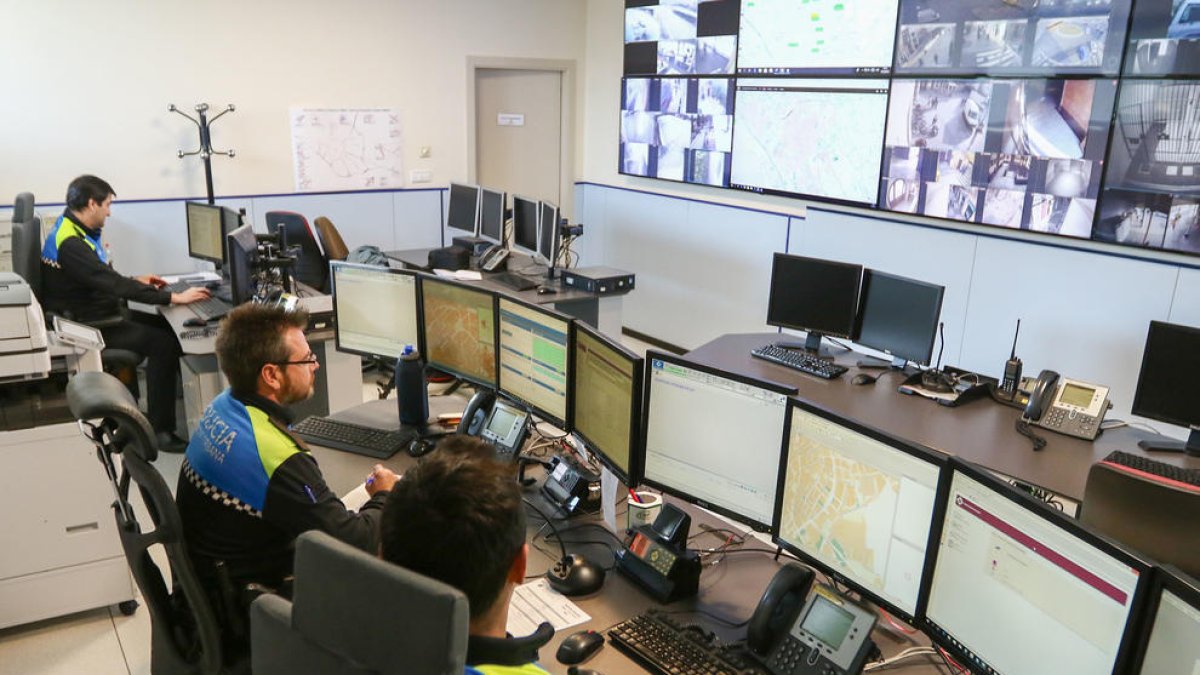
[851,373,878,386]
[407,437,435,458]
[183,317,207,328]
[536,285,557,295]
[556,629,605,665]
[548,554,606,596]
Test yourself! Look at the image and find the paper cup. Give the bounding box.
[627,491,663,530]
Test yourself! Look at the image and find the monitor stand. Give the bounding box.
[774,332,844,361]
[1137,427,1200,457]
[857,354,910,371]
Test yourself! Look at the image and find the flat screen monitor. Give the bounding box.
[640,351,795,531]
[620,76,734,188]
[330,262,421,361]
[855,270,946,367]
[447,182,481,235]
[766,253,864,345]
[1128,566,1200,674]
[1131,320,1200,454]
[497,297,571,427]
[420,276,497,388]
[1124,0,1200,76]
[186,202,225,266]
[512,195,540,255]
[774,400,949,622]
[623,0,739,76]
[571,321,644,485]
[924,459,1150,675]
[226,225,258,305]
[538,201,560,266]
[737,0,898,76]
[479,187,506,244]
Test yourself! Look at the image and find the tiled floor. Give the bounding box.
[0,332,656,674]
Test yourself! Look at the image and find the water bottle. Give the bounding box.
[395,345,428,426]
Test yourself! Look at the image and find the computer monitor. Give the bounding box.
[496,297,572,427]
[447,182,481,235]
[538,201,560,267]
[640,351,796,531]
[479,187,506,244]
[226,225,258,305]
[855,270,945,368]
[766,253,864,354]
[330,262,421,360]
[186,202,225,266]
[1128,566,1200,674]
[571,321,644,485]
[512,195,540,255]
[924,458,1150,675]
[420,276,498,388]
[1132,321,1200,456]
[774,400,949,623]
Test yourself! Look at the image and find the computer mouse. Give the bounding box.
[567,669,603,675]
[406,437,435,458]
[536,285,557,295]
[548,554,606,597]
[556,629,605,665]
[851,373,878,386]
[183,317,207,327]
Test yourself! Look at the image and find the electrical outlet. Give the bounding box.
[410,170,432,183]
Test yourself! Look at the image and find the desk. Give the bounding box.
[384,248,628,339]
[685,333,1200,502]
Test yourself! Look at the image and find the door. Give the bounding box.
[475,68,563,207]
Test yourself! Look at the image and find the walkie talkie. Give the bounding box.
[1000,319,1023,398]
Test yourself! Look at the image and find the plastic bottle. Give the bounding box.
[395,345,428,426]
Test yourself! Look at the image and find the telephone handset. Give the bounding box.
[1022,369,1110,441]
[478,244,509,272]
[458,389,496,436]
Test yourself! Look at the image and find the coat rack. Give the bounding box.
[168,102,235,204]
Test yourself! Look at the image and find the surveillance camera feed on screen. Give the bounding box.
[893,0,1132,76]
[736,0,899,75]
[879,77,1117,238]
[620,76,735,186]
[624,0,741,76]
[1124,0,1200,76]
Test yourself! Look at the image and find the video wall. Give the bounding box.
[619,0,1200,256]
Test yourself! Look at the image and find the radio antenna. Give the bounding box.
[1009,319,1022,360]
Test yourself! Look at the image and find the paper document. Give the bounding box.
[162,271,221,283]
[506,578,590,637]
[432,269,483,281]
[340,483,371,512]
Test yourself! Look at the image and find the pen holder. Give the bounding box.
[627,491,663,530]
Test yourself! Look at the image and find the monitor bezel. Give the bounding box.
[479,187,507,245]
[922,457,1153,675]
[538,200,561,266]
[571,319,645,487]
[766,252,865,340]
[330,261,424,362]
[1126,565,1200,674]
[1131,320,1200,430]
[495,294,575,430]
[854,269,946,366]
[639,349,798,532]
[772,397,952,625]
[447,182,482,236]
[185,201,226,266]
[418,274,500,390]
[511,194,541,256]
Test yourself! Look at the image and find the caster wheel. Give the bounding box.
[118,599,139,616]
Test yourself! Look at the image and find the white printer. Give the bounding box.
[0,271,50,381]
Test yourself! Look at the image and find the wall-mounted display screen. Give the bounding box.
[620,76,735,187]
[1124,0,1200,75]
[624,0,741,76]
[736,0,899,76]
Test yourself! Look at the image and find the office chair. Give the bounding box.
[1080,458,1200,578]
[264,211,329,293]
[250,530,470,675]
[313,216,350,262]
[66,370,248,674]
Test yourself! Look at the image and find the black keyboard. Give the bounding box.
[190,297,234,322]
[490,272,539,291]
[608,611,755,675]
[291,416,416,459]
[1102,451,1200,489]
[750,344,848,380]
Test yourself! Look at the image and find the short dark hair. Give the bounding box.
[380,436,525,618]
[215,303,310,396]
[65,175,116,211]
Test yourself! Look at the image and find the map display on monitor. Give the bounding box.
[737,0,899,75]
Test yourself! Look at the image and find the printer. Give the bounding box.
[0,272,49,382]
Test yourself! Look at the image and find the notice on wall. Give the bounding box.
[290,108,404,192]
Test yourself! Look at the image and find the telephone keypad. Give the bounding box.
[770,636,807,673]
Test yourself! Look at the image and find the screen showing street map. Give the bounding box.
[420,277,497,387]
[737,0,900,75]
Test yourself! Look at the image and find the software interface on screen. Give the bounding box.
[620,76,735,187]
[643,357,789,528]
[332,265,419,359]
[767,254,864,338]
[513,196,540,253]
[421,279,496,386]
[926,469,1144,674]
[731,78,890,205]
[498,299,569,423]
[1137,585,1200,674]
[623,0,740,76]
[737,0,899,75]
[573,329,639,477]
[777,406,943,617]
[187,202,224,263]
[447,183,480,234]
[856,271,945,365]
[480,188,506,243]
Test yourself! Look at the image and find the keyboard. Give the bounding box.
[189,297,234,322]
[1102,451,1200,490]
[290,416,415,459]
[608,611,755,675]
[750,344,848,380]
[180,326,219,340]
[490,272,539,291]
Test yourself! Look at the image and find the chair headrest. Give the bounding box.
[66,371,159,462]
[13,192,35,224]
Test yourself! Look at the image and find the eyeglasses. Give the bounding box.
[266,351,319,367]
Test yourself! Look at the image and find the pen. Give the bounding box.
[303,485,317,503]
[629,488,643,504]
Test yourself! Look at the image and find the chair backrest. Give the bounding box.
[250,530,470,675]
[11,192,43,297]
[66,371,227,675]
[313,216,350,262]
[265,211,328,292]
[1080,460,1200,578]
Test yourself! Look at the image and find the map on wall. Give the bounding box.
[289,108,404,192]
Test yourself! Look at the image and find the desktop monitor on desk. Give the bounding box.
[226,225,259,305]
[420,276,498,388]
[447,183,482,235]
[923,458,1150,675]
[186,202,226,268]
[496,297,572,427]
[766,253,864,356]
[571,321,644,486]
[855,270,945,369]
[479,188,506,244]
[639,351,795,531]
[773,400,949,623]
[1127,566,1200,674]
[512,195,540,256]
[1132,320,1200,456]
[538,201,561,270]
[330,262,421,361]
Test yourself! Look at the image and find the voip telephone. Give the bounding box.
[477,244,510,272]
[1022,369,1110,441]
[457,390,530,458]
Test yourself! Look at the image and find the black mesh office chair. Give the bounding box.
[265,211,329,293]
[67,371,248,675]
